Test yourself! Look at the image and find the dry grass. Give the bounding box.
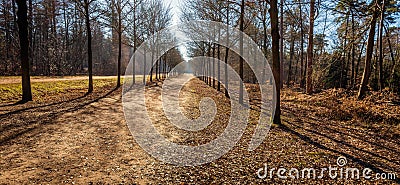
[0,78,119,103]
[282,88,400,138]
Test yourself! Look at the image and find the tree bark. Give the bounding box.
[350,10,356,89]
[280,0,284,89]
[287,26,294,87]
[84,1,93,93]
[143,46,147,85]
[355,39,366,87]
[117,0,122,88]
[299,0,305,88]
[262,3,268,84]
[212,43,216,88]
[384,25,396,90]
[217,41,221,91]
[306,0,315,94]
[269,0,281,125]
[239,0,244,104]
[340,13,349,88]
[117,31,122,87]
[16,0,32,102]
[224,1,230,98]
[132,0,137,84]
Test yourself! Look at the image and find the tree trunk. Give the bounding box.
[294,53,299,83]
[350,11,356,89]
[16,0,32,102]
[280,0,284,89]
[212,43,216,88]
[156,36,160,81]
[150,35,155,83]
[384,25,396,91]
[239,0,244,104]
[117,31,122,87]
[358,5,379,100]
[378,0,385,91]
[299,0,305,88]
[262,3,268,84]
[287,26,294,87]
[224,1,230,98]
[156,54,159,81]
[84,1,93,93]
[208,45,212,86]
[150,57,153,82]
[355,39,366,87]
[340,14,349,88]
[143,46,147,85]
[269,0,281,125]
[132,0,137,84]
[217,42,221,91]
[116,0,122,88]
[163,55,167,79]
[28,0,33,74]
[306,0,315,94]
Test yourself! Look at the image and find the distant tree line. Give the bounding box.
[0,0,182,76]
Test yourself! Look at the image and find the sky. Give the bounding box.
[162,0,190,61]
[162,0,182,26]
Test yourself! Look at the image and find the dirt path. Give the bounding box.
[0,77,399,184]
[0,87,155,184]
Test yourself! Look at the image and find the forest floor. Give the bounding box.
[0,75,399,184]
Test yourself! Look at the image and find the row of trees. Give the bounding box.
[183,0,399,124]
[4,0,184,102]
[3,0,400,123]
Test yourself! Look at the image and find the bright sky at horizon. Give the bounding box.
[162,0,190,61]
[162,0,182,26]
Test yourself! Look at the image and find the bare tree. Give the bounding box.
[378,0,385,91]
[306,0,315,94]
[109,0,133,87]
[279,0,284,89]
[239,0,244,104]
[73,0,96,93]
[224,1,230,98]
[299,0,305,88]
[358,1,379,99]
[269,0,281,125]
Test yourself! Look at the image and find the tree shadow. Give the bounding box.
[0,87,120,146]
[0,102,22,108]
[282,104,398,142]
[278,121,400,184]
[0,95,88,119]
[301,119,399,154]
[289,121,399,165]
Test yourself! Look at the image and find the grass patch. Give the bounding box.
[0,78,118,103]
